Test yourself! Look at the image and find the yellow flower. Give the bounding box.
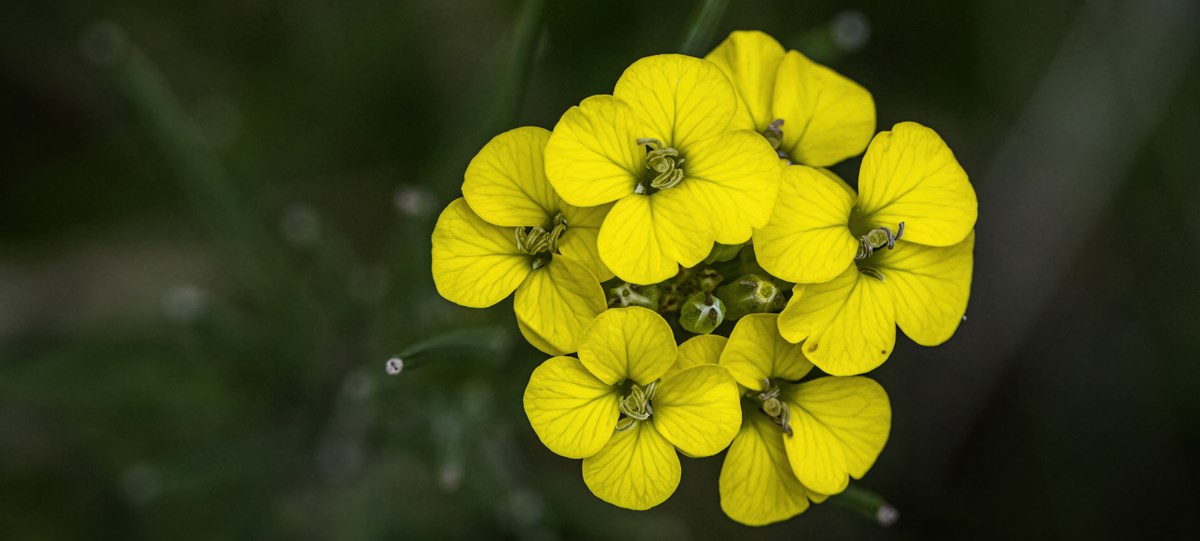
[522,307,742,510]
[432,127,610,355]
[705,30,875,166]
[755,122,977,375]
[544,54,782,285]
[698,314,890,526]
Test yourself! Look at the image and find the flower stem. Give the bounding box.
[829,483,899,526]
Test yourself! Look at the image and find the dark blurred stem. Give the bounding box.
[391,326,511,373]
[829,484,899,527]
[679,0,729,56]
[90,24,317,335]
[488,0,546,132]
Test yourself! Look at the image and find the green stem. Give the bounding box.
[829,484,899,526]
[679,0,730,56]
[387,326,512,374]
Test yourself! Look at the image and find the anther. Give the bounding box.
[616,380,658,430]
[636,138,685,190]
[514,212,569,259]
[855,221,905,260]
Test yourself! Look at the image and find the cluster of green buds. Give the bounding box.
[603,243,790,336]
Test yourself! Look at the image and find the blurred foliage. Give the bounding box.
[2,0,1198,539]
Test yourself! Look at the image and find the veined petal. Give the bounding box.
[582,421,680,510]
[704,30,786,133]
[462,126,559,227]
[719,409,811,526]
[857,122,977,247]
[431,198,532,308]
[545,95,643,207]
[513,255,607,355]
[614,54,737,149]
[523,356,621,459]
[753,165,858,284]
[578,307,677,386]
[772,50,875,167]
[683,130,783,244]
[558,202,614,282]
[652,364,742,457]
[875,232,975,346]
[597,192,713,285]
[664,334,727,380]
[720,314,813,390]
[778,266,896,376]
[782,377,891,495]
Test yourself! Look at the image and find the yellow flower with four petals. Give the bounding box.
[545,54,782,284]
[706,30,875,166]
[522,307,742,510]
[432,126,611,355]
[756,122,977,375]
[703,314,890,526]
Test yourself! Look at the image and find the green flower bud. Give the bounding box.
[696,267,723,291]
[704,242,743,264]
[716,274,786,320]
[607,283,661,310]
[679,291,725,335]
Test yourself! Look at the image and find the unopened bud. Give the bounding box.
[679,291,725,335]
[717,274,786,320]
[608,283,661,310]
[696,268,723,291]
[704,242,742,264]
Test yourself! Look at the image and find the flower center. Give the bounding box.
[635,138,684,193]
[514,212,568,268]
[615,379,658,431]
[761,118,789,161]
[754,379,792,436]
[851,221,904,282]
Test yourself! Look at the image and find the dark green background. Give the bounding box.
[3,0,1198,539]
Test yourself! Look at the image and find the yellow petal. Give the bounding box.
[597,192,713,285]
[782,377,891,495]
[613,54,737,149]
[683,130,783,244]
[777,266,895,376]
[545,95,642,207]
[664,334,726,380]
[578,307,677,386]
[874,232,975,346]
[719,409,810,526]
[431,198,532,308]
[752,165,858,283]
[856,122,977,247]
[719,314,813,390]
[582,421,680,510]
[704,30,786,133]
[523,356,620,459]
[651,364,742,457]
[462,126,558,227]
[772,50,875,167]
[513,255,607,355]
[558,202,614,282]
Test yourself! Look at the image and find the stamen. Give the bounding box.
[761,119,789,160]
[636,138,685,191]
[855,221,905,260]
[754,379,793,436]
[616,380,658,431]
[514,213,569,260]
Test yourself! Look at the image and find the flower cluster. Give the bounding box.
[431,30,977,525]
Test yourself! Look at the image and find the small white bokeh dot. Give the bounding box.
[385,356,404,375]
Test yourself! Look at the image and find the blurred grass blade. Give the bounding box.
[679,0,730,56]
[829,483,899,526]
[84,23,316,330]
